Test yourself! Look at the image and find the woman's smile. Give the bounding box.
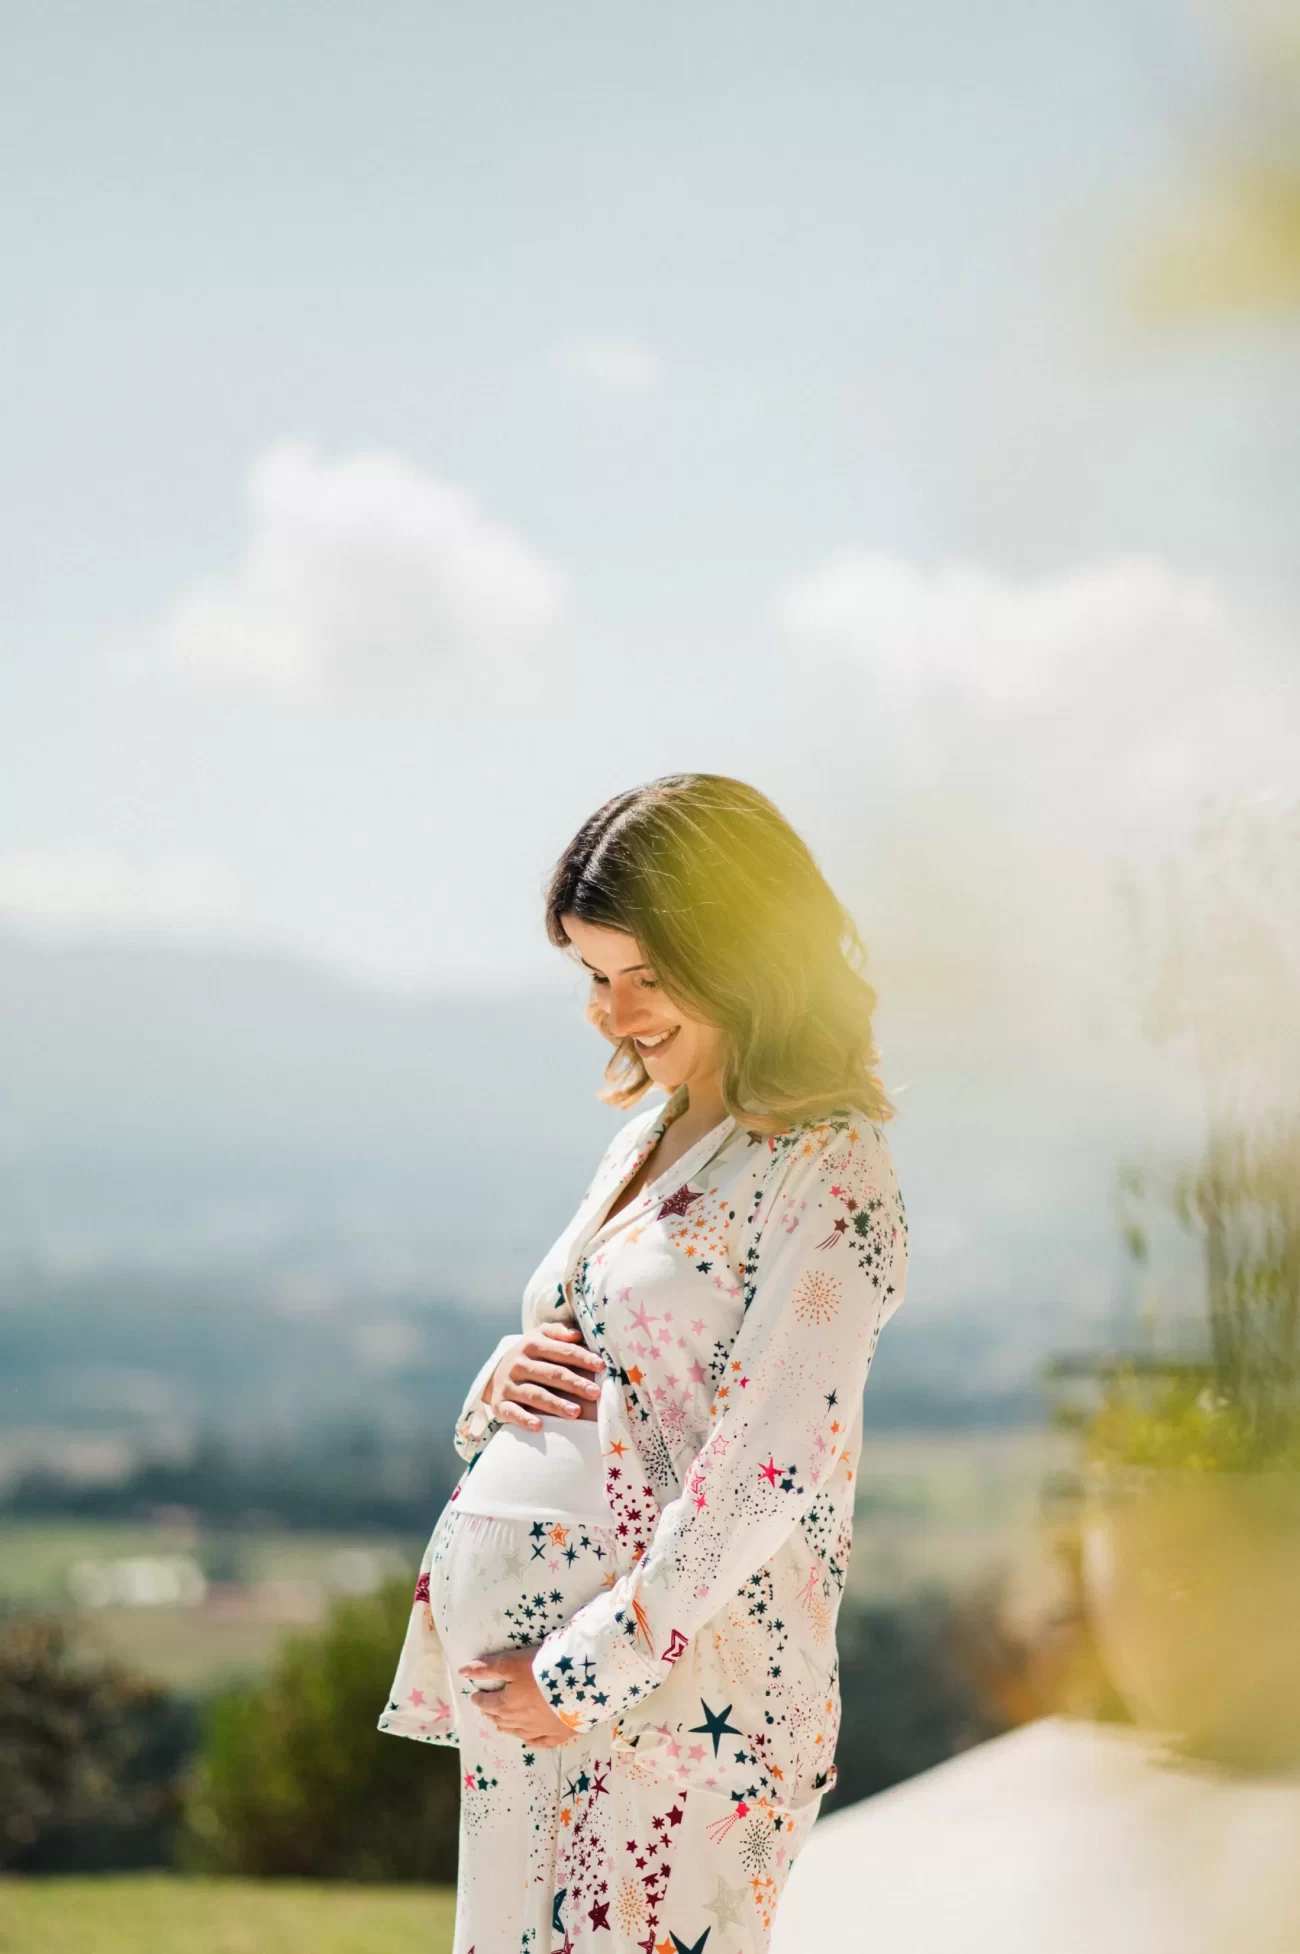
[632,1026,677,1054]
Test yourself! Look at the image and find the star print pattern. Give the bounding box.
[533,1112,905,1780]
[657,1183,705,1220]
[790,1269,841,1326]
[378,1088,906,1950]
[689,1699,742,1758]
[661,1184,737,1270]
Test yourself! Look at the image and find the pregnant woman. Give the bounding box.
[380,773,908,1954]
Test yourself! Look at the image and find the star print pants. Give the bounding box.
[427,1501,821,1954]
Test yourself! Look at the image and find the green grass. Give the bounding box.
[0,1876,455,1954]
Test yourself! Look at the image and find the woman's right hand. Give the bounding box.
[485,1324,606,1430]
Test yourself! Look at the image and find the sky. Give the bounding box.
[2,0,1297,1010]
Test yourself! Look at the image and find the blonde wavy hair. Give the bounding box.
[544,773,893,1133]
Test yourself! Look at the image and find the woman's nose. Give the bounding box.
[605,988,652,1039]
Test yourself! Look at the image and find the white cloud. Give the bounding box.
[777,550,1292,823]
[0,847,247,939]
[778,552,1221,712]
[774,549,1300,1061]
[161,442,566,699]
[555,334,662,395]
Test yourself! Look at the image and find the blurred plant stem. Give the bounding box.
[1105,799,1300,1464]
[1178,1121,1300,1449]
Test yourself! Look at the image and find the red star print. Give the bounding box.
[589,1900,611,1930]
[657,1184,704,1220]
[759,1456,781,1485]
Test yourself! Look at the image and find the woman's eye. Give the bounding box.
[638,978,659,991]
[590,973,609,987]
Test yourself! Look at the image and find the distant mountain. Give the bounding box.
[0,928,619,1294]
[0,928,1209,1459]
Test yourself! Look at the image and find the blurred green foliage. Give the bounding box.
[1085,1371,1300,1474]
[1174,1124,1300,1456]
[0,1617,195,1873]
[824,1590,1010,1812]
[1109,803,1300,1469]
[1101,1118,1300,1471]
[184,1577,459,1883]
[1,1572,1026,1875]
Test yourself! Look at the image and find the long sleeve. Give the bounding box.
[452,1330,526,1465]
[531,1117,907,1732]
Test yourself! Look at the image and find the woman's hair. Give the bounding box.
[544,773,893,1131]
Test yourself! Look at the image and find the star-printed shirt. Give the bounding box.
[450,1085,908,1818]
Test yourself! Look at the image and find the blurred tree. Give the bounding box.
[822,1591,1011,1814]
[0,1615,196,1872]
[185,1575,459,1882]
[943,1566,1129,1733]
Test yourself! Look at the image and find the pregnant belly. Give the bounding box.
[453,1411,616,1526]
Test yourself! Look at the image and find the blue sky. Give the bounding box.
[2,0,1296,996]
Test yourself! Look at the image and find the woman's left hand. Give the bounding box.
[459,1648,577,1748]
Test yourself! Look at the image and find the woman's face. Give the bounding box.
[562,915,722,1097]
